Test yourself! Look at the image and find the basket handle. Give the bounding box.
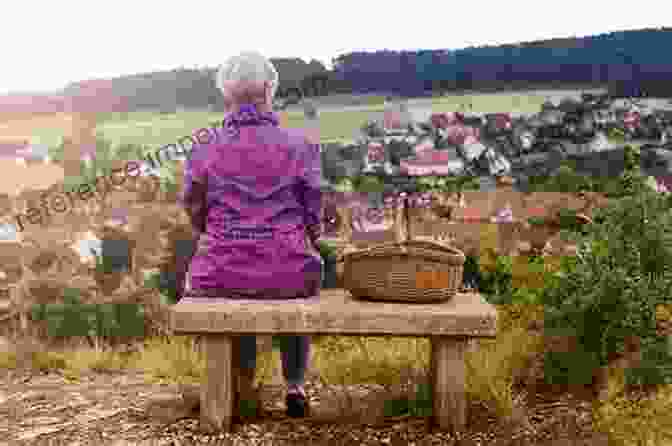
[394,198,411,244]
[336,206,353,244]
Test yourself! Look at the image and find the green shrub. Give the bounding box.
[354,175,385,193]
[414,175,480,194]
[143,270,179,306]
[540,188,672,386]
[528,162,593,194]
[556,208,590,234]
[31,288,145,339]
[528,147,647,199]
[479,255,513,302]
[462,254,482,290]
[93,251,118,274]
[527,150,672,386]
[383,382,433,417]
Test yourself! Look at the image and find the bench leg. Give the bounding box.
[431,336,468,433]
[200,334,237,433]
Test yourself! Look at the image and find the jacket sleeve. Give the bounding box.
[298,142,322,244]
[177,142,209,299]
[181,143,208,237]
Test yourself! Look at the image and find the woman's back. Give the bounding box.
[184,113,322,296]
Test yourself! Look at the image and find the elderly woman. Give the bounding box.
[180,51,322,419]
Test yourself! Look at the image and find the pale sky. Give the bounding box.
[2,0,670,95]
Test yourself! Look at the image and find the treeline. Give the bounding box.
[64,58,330,112]
[332,27,672,97]
[64,27,672,112]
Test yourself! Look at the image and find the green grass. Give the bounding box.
[85,93,547,151]
[428,92,545,112]
[23,128,69,150]
[20,93,547,158]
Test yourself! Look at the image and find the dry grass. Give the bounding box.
[312,336,429,387]
[594,373,672,446]
[2,307,672,444]
[129,336,204,384]
[0,306,538,419]
[62,339,135,376]
[466,323,543,417]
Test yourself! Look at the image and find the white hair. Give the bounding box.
[215,51,279,100]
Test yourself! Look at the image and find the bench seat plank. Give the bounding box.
[171,289,497,337]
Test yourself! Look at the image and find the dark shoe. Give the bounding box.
[286,392,309,418]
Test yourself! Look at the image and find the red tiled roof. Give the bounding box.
[657,175,672,192]
[525,206,549,218]
[453,205,489,222]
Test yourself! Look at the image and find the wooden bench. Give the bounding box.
[170,288,498,433]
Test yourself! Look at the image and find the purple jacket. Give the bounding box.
[181,105,322,298]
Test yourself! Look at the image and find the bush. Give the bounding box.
[527,146,647,199]
[540,188,672,386]
[528,163,594,194]
[462,254,482,290]
[383,383,432,417]
[555,208,590,233]
[478,254,513,301]
[144,270,180,306]
[31,287,145,339]
[476,252,557,304]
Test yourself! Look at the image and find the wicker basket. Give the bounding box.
[344,238,465,304]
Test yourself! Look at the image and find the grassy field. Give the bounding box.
[98,93,546,147]
[21,92,550,154]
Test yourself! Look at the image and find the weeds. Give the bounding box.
[1,311,533,424]
[130,335,204,384]
[594,376,672,446]
[0,348,67,372]
[62,340,129,377]
[2,303,671,442]
[312,336,429,387]
[465,323,542,418]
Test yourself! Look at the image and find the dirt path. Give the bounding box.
[1,370,168,445]
[0,367,608,446]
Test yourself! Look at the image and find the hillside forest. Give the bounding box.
[58,27,672,112]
